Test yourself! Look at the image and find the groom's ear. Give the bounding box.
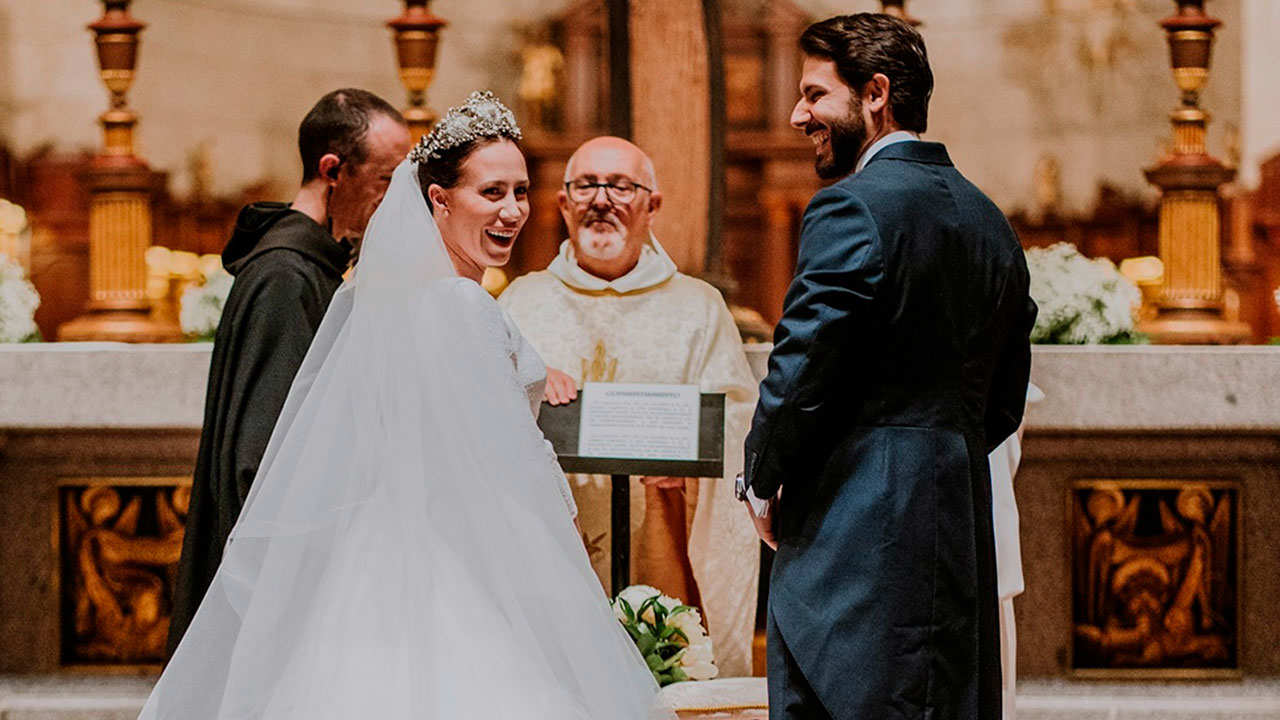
[862,73,892,114]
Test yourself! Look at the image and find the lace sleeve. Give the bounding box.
[544,439,578,518]
[450,279,577,519]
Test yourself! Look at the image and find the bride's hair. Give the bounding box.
[410,91,522,214]
[417,137,522,213]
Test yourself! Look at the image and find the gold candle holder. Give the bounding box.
[59,0,180,342]
[387,1,448,143]
[92,0,142,157]
[880,1,922,27]
[1137,0,1249,343]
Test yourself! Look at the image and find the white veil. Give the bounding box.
[142,160,670,719]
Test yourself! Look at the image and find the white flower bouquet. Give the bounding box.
[179,257,233,341]
[0,252,40,342]
[612,584,718,685]
[1025,242,1144,344]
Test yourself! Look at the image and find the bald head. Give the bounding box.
[563,136,658,191]
[557,136,664,282]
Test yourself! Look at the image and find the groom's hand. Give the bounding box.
[544,367,578,406]
[743,492,778,551]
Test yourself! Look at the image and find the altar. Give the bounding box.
[2,343,1279,719]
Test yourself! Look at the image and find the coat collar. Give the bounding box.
[855,130,920,173]
[862,140,953,168]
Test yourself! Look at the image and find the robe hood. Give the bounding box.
[223,202,351,278]
[547,233,678,294]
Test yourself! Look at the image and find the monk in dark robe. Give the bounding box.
[168,89,411,654]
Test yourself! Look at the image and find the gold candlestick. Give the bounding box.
[387,1,448,143]
[1138,0,1249,343]
[59,0,180,342]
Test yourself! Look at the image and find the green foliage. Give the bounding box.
[1102,330,1149,345]
[615,596,696,686]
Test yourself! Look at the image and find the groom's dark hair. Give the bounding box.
[298,88,405,182]
[800,14,933,133]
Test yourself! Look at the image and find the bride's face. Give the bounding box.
[429,139,530,275]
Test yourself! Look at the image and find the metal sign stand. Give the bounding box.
[537,393,725,593]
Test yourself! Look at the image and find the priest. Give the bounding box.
[499,136,759,676]
[167,89,410,654]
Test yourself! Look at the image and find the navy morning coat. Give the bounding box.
[746,140,1037,719]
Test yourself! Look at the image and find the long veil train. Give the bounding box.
[142,160,671,719]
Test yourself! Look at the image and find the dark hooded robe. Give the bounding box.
[167,203,351,655]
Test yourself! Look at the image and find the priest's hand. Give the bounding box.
[743,491,778,551]
[544,367,578,406]
[640,476,687,489]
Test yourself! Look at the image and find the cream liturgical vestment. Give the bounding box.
[499,237,760,677]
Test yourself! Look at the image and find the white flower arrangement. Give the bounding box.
[1025,242,1144,344]
[0,251,40,342]
[612,584,718,685]
[179,258,233,341]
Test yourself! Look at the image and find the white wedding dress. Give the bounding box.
[141,160,672,719]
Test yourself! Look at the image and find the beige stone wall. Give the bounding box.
[795,0,1243,214]
[1,0,1263,212]
[0,0,568,198]
[1240,0,1280,187]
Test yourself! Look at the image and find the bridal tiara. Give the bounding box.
[408,90,523,164]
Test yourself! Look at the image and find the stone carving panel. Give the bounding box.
[1071,479,1239,676]
[58,478,189,666]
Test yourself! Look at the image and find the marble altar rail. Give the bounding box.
[0,344,209,429]
[2,343,1278,430]
[753,344,1280,432]
[1022,345,1280,432]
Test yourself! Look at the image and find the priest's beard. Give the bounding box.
[816,99,867,180]
[575,212,628,262]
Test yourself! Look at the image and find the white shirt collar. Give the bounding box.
[546,232,678,294]
[855,130,921,173]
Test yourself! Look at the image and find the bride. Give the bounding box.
[142,92,671,719]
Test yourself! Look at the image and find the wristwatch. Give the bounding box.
[734,471,748,502]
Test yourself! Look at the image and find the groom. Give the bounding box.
[740,14,1035,719]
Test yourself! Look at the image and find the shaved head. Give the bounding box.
[557,135,664,281]
[563,136,659,191]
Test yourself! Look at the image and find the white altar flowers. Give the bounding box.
[1025,242,1143,344]
[613,584,719,685]
[179,258,233,341]
[0,251,39,342]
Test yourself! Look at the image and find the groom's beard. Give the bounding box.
[817,103,867,180]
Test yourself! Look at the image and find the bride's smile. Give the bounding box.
[484,226,517,245]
